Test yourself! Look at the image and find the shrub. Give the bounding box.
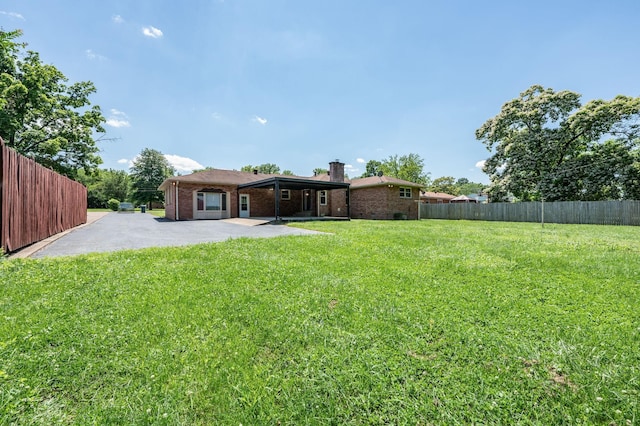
[107,199,120,211]
[393,212,407,220]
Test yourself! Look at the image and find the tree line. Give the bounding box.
[477,85,640,202]
[5,29,639,207]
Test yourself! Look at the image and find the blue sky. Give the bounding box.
[2,1,639,183]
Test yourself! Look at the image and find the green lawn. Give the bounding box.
[1,220,639,424]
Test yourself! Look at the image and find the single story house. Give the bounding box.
[158,161,422,220]
[420,191,456,204]
[450,194,478,203]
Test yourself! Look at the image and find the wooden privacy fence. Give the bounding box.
[1,137,87,253]
[420,200,640,226]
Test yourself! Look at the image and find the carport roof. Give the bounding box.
[238,176,349,190]
[159,168,350,191]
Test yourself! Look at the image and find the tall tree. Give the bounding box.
[77,169,130,208]
[361,160,383,177]
[313,167,328,176]
[241,163,281,174]
[476,85,640,201]
[130,149,175,208]
[0,30,105,178]
[456,178,486,196]
[380,153,430,185]
[429,176,460,195]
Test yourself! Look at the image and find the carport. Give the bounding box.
[237,176,350,220]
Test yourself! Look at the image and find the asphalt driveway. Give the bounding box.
[31,212,322,258]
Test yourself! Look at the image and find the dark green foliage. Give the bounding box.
[107,198,119,211]
[477,85,640,201]
[78,169,130,208]
[129,148,174,207]
[241,163,281,174]
[0,30,105,178]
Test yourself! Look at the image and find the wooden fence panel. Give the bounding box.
[420,200,640,226]
[1,138,87,253]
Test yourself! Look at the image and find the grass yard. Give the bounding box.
[1,220,639,424]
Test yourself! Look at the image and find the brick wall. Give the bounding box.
[165,183,238,220]
[164,183,351,220]
[330,189,349,217]
[350,185,419,219]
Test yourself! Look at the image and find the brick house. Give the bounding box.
[420,191,456,204]
[349,175,422,220]
[159,161,423,220]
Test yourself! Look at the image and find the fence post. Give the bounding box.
[0,137,4,253]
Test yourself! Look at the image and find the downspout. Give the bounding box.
[175,181,179,221]
[274,180,280,220]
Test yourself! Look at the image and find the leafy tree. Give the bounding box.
[380,153,430,185]
[429,176,460,195]
[361,160,383,177]
[542,139,640,201]
[313,167,328,176]
[456,178,485,196]
[282,170,294,176]
[0,29,105,178]
[101,169,130,203]
[77,168,130,208]
[241,163,280,174]
[130,148,175,208]
[476,85,640,201]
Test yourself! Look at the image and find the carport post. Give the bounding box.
[274,180,281,220]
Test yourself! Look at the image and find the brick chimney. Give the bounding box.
[329,160,345,183]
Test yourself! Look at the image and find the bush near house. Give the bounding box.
[107,199,120,211]
[1,220,638,424]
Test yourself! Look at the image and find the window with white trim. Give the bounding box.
[197,192,227,211]
[319,190,327,205]
[399,187,412,198]
[281,189,291,200]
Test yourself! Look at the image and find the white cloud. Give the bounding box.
[85,49,106,61]
[356,158,365,164]
[142,26,163,38]
[106,109,131,128]
[164,154,204,173]
[253,116,268,125]
[475,160,486,169]
[0,11,25,20]
[345,164,360,175]
[117,158,129,164]
[112,14,124,24]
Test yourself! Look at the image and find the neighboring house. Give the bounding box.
[158,161,423,220]
[467,193,489,203]
[420,191,456,204]
[450,194,478,203]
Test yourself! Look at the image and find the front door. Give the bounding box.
[239,194,250,218]
[303,190,312,212]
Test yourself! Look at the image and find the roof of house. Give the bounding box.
[349,175,424,189]
[450,194,478,202]
[160,169,423,191]
[159,169,305,190]
[420,191,456,200]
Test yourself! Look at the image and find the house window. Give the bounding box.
[399,187,412,198]
[281,189,291,200]
[197,192,226,211]
[319,190,327,205]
